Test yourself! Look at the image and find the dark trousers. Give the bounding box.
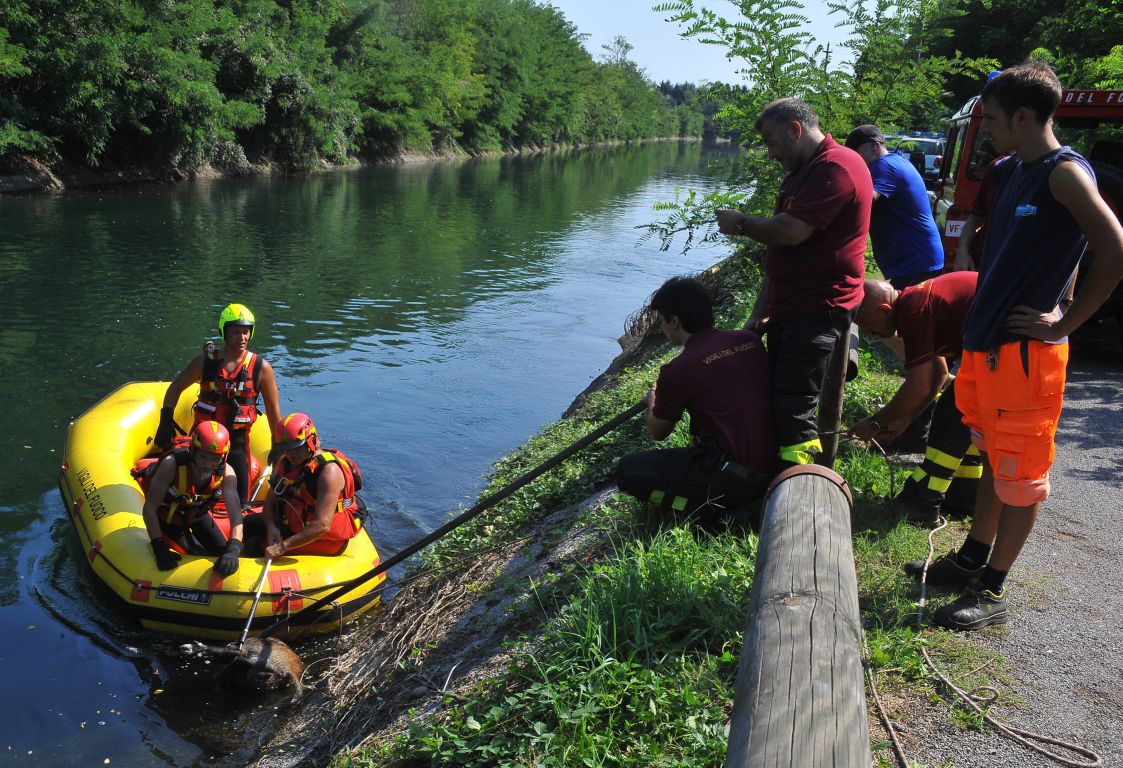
[163,513,228,555]
[227,428,250,505]
[767,307,855,454]
[901,378,983,511]
[615,444,769,524]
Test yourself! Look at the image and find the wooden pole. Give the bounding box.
[726,465,869,768]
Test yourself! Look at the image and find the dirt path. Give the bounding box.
[903,342,1123,767]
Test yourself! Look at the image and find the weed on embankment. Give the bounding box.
[338,252,1008,768]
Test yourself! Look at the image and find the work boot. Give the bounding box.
[893,480,942,528]
[903,550,984,587]
[933,583,1008,630]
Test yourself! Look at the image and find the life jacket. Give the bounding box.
[132,437,225,527]
[194,349,262,430]
[270,449,363,554]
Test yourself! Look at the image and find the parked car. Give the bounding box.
[887,134,945,182]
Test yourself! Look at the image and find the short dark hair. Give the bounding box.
[844,124,885,150]
[981,60,1062,125]
[755,98,820,133]
[649,276,715,333]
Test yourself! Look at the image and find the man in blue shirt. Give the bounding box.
[846,124,944,289]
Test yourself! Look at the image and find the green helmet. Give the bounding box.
[218,303,256,340]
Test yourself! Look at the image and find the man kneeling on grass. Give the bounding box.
[615,276,775,528]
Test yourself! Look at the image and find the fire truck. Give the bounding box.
[931,88,1123,337]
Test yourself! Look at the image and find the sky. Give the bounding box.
[547,0,852,85]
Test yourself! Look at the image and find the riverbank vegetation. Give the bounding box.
[317,253,1006,768]
[0,1,708,177]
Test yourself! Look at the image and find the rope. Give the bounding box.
[913,525,1102,768]
[856,434,1103,768]
[259,400,647,639]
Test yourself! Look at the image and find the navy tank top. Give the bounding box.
[963,147,1093,351]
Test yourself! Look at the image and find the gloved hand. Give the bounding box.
[154,407,177,449]
[267,443,282,468]
[152,537,181,571]
[214,539,242,576]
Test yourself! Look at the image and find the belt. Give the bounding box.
[721,460,754,480]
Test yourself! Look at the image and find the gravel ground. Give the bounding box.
[898,338,1123,768]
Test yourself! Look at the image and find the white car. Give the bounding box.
[888,135,945,180]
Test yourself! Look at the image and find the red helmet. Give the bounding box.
[191,420,231,459]
[277,413,319,453]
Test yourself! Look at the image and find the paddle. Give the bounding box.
[248,463,271,504]
[259,399,647,639]
[239,557,272,648]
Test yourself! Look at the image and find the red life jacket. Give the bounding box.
[271,449,363,555]
[132,438,225,527]
[194,350,262,430]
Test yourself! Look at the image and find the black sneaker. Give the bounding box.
[903,550,984,586]
[933,584,1008,630]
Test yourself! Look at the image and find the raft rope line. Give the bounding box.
[258,400,649,639]
[857,436,1103,768]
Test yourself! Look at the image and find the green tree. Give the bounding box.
[656,0,824,134]
[828,0,994,132]
[0,0,706,172]
[0,23,52,158]
[645,0,992,251]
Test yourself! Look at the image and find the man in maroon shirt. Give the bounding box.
[615,276,775,527]
[716,98,872,468]
[850,271,979,525]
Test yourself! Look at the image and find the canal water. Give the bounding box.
[0,141,738,765]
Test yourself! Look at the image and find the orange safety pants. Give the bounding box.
[955,339,1068,507]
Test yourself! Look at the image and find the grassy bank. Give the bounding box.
[333,250,1007,768]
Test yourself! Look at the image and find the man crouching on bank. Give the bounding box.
[615,276,775,528]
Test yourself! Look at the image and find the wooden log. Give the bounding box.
[726,465,870,768]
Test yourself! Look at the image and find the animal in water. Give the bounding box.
[180,637,304,692]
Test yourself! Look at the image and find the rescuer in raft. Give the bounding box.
[243,413,365,557]
[141,420,244,575]
[154,303,282,505]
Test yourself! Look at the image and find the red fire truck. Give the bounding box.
[932,88,1123,336]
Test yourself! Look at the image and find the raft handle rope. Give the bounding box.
[258,399,648,639]
[856,435,1103,768]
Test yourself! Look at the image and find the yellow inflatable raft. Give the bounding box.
[58,382,385,641]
